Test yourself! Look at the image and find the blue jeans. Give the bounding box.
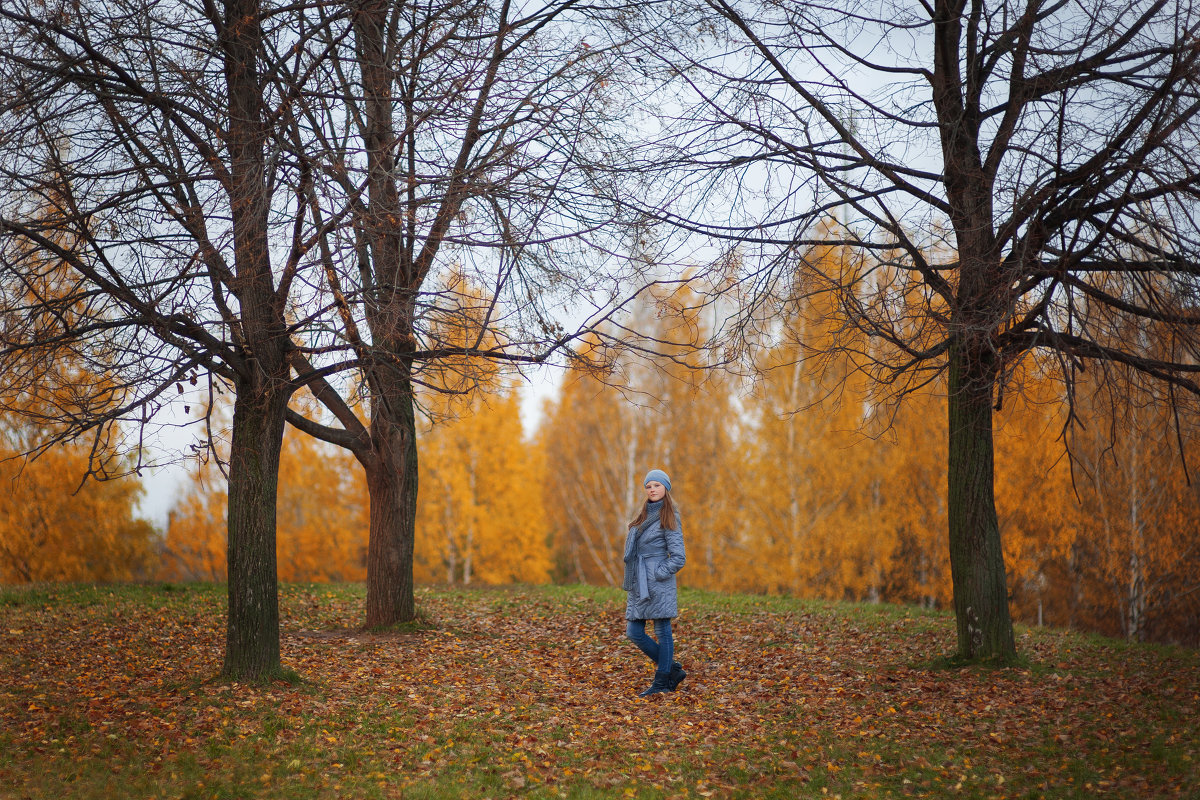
[626,618,673,675]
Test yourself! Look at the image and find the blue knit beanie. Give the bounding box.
[643,469,671,492]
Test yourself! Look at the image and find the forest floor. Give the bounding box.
[0,582,1196,799]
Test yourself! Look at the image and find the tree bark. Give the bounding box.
[931,0,1017,660]
[218,0,291,678]
[223,384,288,679]
[351,0,420,627]
[946,338,1016,660]
[362,358,419,628]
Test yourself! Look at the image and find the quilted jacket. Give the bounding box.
[622,515,686,620]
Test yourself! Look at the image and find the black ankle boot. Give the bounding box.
[638,670,673,697]
[667,662,686,691]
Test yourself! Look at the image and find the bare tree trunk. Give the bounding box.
[946,340,1016,660]
[444,488,457,585]
[281,0,635,614]
[362,368,419,627]
[463,463,476,585]
[351,0,420,627]
[1127,427,1146,642]
[223,385,287,679]
[217,0,292,679]
[1127,549,1145,642]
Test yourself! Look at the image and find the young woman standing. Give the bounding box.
[623,469,687,697]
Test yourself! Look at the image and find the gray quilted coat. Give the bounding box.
[622,515,686,620]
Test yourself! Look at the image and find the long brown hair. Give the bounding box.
[629,491,679,532]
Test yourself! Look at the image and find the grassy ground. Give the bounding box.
[0,582,1195,799]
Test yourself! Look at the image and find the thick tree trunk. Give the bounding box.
[218,0,291,679]
[363,360,419,628]
[223,384,288,679]
[946,340,1016,661]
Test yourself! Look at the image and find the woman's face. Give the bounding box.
[645,481,666,502]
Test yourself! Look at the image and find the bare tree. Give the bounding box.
[620,0,1200,659]
[0,0,332,679]
[1,0,666,650]
[277,0,656,626]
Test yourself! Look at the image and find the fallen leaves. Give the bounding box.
[0,583,1197,799]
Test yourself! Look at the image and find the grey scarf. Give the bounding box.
[624,499,663,562]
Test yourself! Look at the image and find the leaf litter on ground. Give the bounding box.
[0,582,1195,799]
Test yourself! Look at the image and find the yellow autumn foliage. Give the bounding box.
[416,382,551,585]
[160,420,371,583]
[158,457,227,582]
[162,381,550,587]
[538,255,1200,645]
[0,194,155,584]
[0,433,155,583]
[121,253,1200,646]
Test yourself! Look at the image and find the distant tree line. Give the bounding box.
[8,270,1196,647]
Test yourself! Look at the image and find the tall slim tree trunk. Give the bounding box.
[363,359,419,627]
[218,0,291,678]
[223,385,288,678]
[351,0,418,627]
[1126,417,1146,642]
[946,340,1016,660]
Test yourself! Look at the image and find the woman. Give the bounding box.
[623,468,687,697]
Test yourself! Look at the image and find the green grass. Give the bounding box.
[1,582,1195,799]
